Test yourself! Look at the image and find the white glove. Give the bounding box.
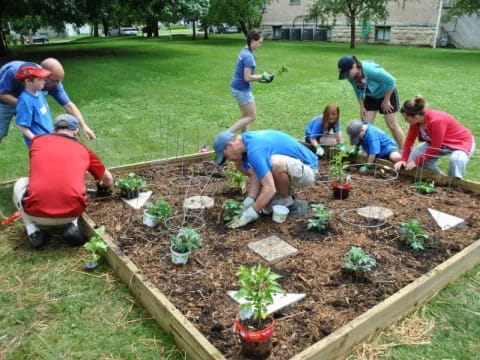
[227,207,259,229]
[315,145,324,157]
[242,196,255,210]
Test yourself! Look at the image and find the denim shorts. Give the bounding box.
[230,88,254,105]
[0,102,16,138]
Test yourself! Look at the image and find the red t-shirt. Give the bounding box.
[23,134,106,218]
[401,109,473,165]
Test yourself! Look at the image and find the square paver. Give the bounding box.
[248,235,297,262]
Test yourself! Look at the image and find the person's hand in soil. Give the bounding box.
[227,207,259,228]
[359,164,371,173]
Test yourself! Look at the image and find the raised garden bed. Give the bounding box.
[82,153,480,360]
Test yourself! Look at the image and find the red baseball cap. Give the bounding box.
[15,66,51,79]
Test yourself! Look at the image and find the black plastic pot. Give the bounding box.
[331,182,351,200]
[120,189,140,199]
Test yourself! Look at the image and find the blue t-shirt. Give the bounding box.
[359,123,397,158]
[241,130,318,180]
[0,61,70,106]
[16,90,53,147]
[230,47,256,92]
[305,115,342,141]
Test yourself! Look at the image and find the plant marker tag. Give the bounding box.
[121,191,152,210]
[248,235,297,262]
[428,208,465,230]
[227,291,306,316]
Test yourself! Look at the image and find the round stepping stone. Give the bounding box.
[356,206,393,221]
[183,196,214,210]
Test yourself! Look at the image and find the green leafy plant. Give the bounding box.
[222,200,243,222]
[225,167,246,190]
[275,64,289,75]
[414,181,436,194]
[84,226,108,263]
[342,246,376,275]
[399,220,432,251]
[307,204,332,232]
[234,264,284,324]
[329,151,349,183]
[115,172,146,191]
[170,228,202,253]
[145,199,172,219]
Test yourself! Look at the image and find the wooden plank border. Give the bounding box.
[81,152,480,360]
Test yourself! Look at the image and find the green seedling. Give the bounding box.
[342,246,376,275]
[145,199,172,220]
[307,203,332,232]
[115,172,146,191]
[399,220,432,251]
[234,264,284,325]
[84,226,108,263]
[329,150,349,183]
[170,228,202,253]
[222,199,243,222]
[225,167,246,190]
[274,64,289,76]
[414,181,436,194]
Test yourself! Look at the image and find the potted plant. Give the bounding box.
[169,228,202,265]
[222,199,243,222]
[83,226,108,271]
[143,198,172,227]
[341,246,376,278]
[234,264,284,360]
[115,172,147,199]
[329,150,351,199]
[307,204,332,233]
[398,220,433,251]
[414,181,436,194]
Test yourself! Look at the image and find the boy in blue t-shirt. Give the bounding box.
[15,65,53,147]
[347,120,401,172]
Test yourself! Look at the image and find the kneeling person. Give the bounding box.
[214,130,318,228]
[13,114,113,249]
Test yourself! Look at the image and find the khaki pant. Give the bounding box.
[284,158,317,188]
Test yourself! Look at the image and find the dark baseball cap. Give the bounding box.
[338,56,355,80]
[54,114,79,130]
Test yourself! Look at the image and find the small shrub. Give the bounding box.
[170,228,202,253]
[84,226,108,263]
[234,264,284,325]
[145,199,172,220]
[115,172,146,191]
[342,246,376,275]
[225,167,246,190]
[329,151,349,183]
[414,181,436,194]
[399,220,432,251]
[222,199,243,222]
[307,204,332,232]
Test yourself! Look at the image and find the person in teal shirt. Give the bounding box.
[338,56,404,148]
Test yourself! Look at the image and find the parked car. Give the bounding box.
[32,35,49,44]
[215,24,240,34]
[108,27,138,37]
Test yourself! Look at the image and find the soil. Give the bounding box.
[86,160,480,360]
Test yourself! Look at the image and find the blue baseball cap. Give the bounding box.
[213,131,235,165]
[54,114,79,130]
[338,56,355,80]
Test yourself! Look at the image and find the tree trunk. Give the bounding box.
[203,25,209,40]
[102,17,109,37]
[350,16,356,48]
[0,29,8,57]
[192,21,196,40]
[93,22,99,37]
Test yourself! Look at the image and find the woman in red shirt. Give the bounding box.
[394,94,474,179]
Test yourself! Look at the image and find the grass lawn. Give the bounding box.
[1,35,479,359]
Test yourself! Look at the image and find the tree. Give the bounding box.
[310,0,391,48]
[443,0,480,21]
[163,0,209,40]
[307,0,331,31]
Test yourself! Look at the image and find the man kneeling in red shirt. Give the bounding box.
[13,114,113,249]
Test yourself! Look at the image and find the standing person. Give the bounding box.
[337,55,404,148]
[0,58,96,143]
[228,29,273,133]
[13,114,113,249]
[394,95,475,179]
[15,65,53,147]
[305,103,346,156]
[214,129,318,228]
[346,120,401,172]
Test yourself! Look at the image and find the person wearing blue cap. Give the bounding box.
[337,55,404,148]
[214,129,318,228]
[12,114,113,249]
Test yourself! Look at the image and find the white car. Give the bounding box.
[108,27,138,37]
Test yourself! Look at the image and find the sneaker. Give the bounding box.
[63,223,85,246]
[262,195,294,215]
[28,230,48,249]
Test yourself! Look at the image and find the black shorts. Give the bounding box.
[364,88,399,114]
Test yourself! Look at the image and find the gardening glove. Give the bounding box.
[337,143,347,153]
[359,164,372,173]
[242,196,255,210]
[315,144,325,157]
[349,147,360,156]
[227,207,259,229]
[260,72,274,83]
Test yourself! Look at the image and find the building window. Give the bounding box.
[290,0,300,4]
[375,26,391,42]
